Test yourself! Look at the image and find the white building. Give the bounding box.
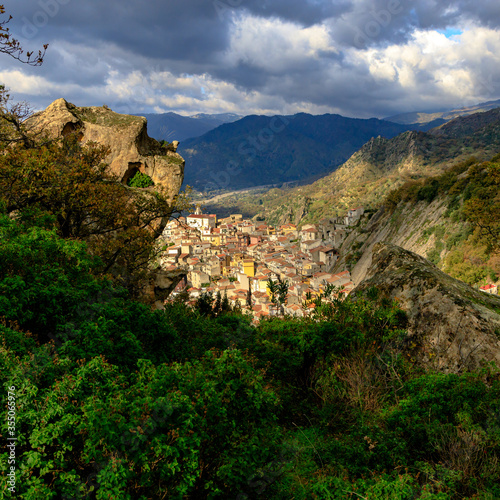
[186,214,217,230]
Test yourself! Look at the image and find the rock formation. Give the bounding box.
[142,269,187,310]
[342,196,454,285]
[26,98,184,202]
[353,243,500,373]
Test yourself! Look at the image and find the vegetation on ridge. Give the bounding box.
[2,213,500,497]
[0,106,499,496]
[0,84,191,294]
[383,156,500,286]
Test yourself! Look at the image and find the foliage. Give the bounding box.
[0,85,39,148]
[193,291,242,319]
[0,135,181,290]
[2,105,500,498]
[2,223,500,498]
[462,162,500,252]
[0,215,114,342]
[267,278,289,315]
[384,158,476,210]
[127,171,154,188]
[383,156,500,284]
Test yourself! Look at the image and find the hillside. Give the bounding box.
[335,157,499,291]
[3,96,500,499]
[353,243,500,372]
[202,108,500,226]
[180,113,414,191]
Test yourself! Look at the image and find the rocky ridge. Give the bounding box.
[339,195,456,285]
[210,108,500,227]
[353,243,500,373]
[27,98,185,202]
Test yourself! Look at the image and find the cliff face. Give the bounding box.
[341,195,457,285]
[27,98,184,202]
[353,243,500,373]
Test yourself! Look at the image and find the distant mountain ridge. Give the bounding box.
[139,98,500,193]
[430,107,500,138]
[136,112,241,143]
[385,98,500,126]
[201,107,500,226]
[179,113,416,192]
[278,107,500,224]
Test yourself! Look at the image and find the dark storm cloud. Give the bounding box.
[240,0,353,27]
[6,0,230,63]
[1,0,500,117]
[5,0,500,64]
[0,0,452,59]
[412,0,500,30]
[322,0,500,51]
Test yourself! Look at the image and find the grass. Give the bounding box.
[75,106,143,128]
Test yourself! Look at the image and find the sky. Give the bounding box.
[2,0,500,118]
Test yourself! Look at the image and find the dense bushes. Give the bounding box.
[0,136,189,292]
[2,210,500,498]
[384,157,476,209]
[127,171,154,188]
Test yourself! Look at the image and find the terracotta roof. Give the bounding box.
[480,284,497,290]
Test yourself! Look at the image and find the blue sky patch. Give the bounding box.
[438,28,464,38]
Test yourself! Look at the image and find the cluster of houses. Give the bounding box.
[159,208,366,320]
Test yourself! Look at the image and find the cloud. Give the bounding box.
[224,14,338,74]
[2,0,500,118]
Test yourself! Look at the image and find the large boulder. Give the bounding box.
[27,98,184,202]
[353,243,500,373]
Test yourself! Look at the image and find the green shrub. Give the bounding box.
[127,171,154,188]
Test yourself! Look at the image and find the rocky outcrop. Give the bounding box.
[342,195,456,285]
[27,98,184,202]
[142,269,187,310]
[353,243,500,373]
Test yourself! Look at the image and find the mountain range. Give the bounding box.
[137,112,240,142]
[178,113,416,192]
[385,98,500,126]
[134,98,499,194]
[201,107,500,226]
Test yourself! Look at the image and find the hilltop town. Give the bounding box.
[159,207,367,319]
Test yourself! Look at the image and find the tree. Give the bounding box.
[0,5,48,65]
[267,277,289,315]
[0,5,48,146]
[0,85,39,148]
[0,135,190,291]
[462,162,500,252]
